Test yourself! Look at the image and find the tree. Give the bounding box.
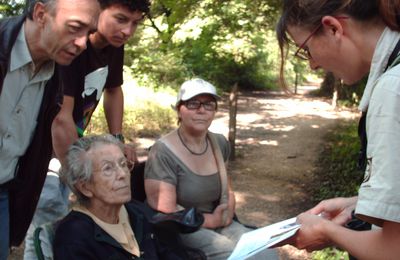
[0,0,25,18]
[125,0,283,92]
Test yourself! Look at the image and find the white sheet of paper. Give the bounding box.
[228,217,300,260]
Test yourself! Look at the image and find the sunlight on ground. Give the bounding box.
[120,82,358,157]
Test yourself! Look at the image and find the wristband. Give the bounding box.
[112,133,125,143]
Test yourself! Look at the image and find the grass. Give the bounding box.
[310,120,364,260]
[311,120,363,202]
[85,79,177,142]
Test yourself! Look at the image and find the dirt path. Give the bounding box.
[8,86,357,260]
[210,86,357,259]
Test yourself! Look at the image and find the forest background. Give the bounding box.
[1,1,365,259]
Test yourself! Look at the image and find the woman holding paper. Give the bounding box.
[144,78,278,260]
[276,0,400,258]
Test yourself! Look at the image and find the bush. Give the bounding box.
[312,120,363,202]
[85,84,177,141]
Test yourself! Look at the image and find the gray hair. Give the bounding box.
[26,0,57,20]
[60,134,124,205]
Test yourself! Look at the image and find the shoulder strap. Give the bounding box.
[385,38,400,71]
[207,132,229,224]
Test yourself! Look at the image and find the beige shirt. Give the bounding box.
[0,23,54,184]
[356,27,400,226]
[74,205,140,256]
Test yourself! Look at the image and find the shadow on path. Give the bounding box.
[211,87,358,260]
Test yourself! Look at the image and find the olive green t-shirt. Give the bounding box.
[144,132,230,213]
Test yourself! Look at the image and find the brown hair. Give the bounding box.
[379,0,400,30]
[276,0,381,89]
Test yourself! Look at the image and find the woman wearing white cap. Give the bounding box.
[144,78,278,259]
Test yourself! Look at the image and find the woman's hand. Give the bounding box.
[285,196,357,251]
[293,212,334,251]
[307,196,357,226]
[203,203,231,229]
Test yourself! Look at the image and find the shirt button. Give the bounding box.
[5,133,11,139]
[15,108,22,114]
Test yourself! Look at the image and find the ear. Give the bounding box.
[32,2,47,27]
[75,180,94,199]
[321,16,344,39]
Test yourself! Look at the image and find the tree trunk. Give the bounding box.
[228,83,238,161]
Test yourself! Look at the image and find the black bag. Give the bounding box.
[130,161,206,259]
[150,207,204,234]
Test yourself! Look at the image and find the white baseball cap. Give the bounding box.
[175,78,220,107]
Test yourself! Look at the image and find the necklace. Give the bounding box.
[177,128,208,156]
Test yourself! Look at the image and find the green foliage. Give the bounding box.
[338,77,368,106]
[312,121,363,201]
[0,0,25,18]
[310,120,363,260]
[85,84,176,140]
[312,248,349,260]
[124,101,176,138]
[125,0,283,92]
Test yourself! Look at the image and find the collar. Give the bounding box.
[359,27,400,111]
[9,22,54,81]
[9,23,33,72]
[73,205,140,256]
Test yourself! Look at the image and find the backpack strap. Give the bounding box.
[207,132,229,225]
[385,38,400,71]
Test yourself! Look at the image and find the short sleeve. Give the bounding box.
[356,69,400,225]
[144,141,179,186]
[59,58,84,97]
[104,46,124,89]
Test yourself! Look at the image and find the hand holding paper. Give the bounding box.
[228,217,300,260]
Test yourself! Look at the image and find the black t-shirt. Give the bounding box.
[60,41,124,136]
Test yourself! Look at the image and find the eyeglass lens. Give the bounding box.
[185,100,217,111]
[101,159,130,177]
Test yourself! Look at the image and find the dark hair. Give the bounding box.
[99,0,150,14]
[276,0,380,88]
[379,0,400,30]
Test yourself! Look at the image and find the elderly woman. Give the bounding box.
[53,134,185,259]
[144,78,278,259]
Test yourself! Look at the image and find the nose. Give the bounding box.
[121,26,133,38]
[121,23,137,38]
[309,58,320,70]
[197,104,207,112]
[74,35,88,52]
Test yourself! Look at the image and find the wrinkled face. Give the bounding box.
[97,4,144,47]
[85,144,131,207]
[288,21,369,85]
[40,0,100,65]
[178,94,217,133]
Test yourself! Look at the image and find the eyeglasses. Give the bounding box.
[96,159,132,177]
[294,24,322,60]
[294,16,349,60]
[184,100,217,111]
